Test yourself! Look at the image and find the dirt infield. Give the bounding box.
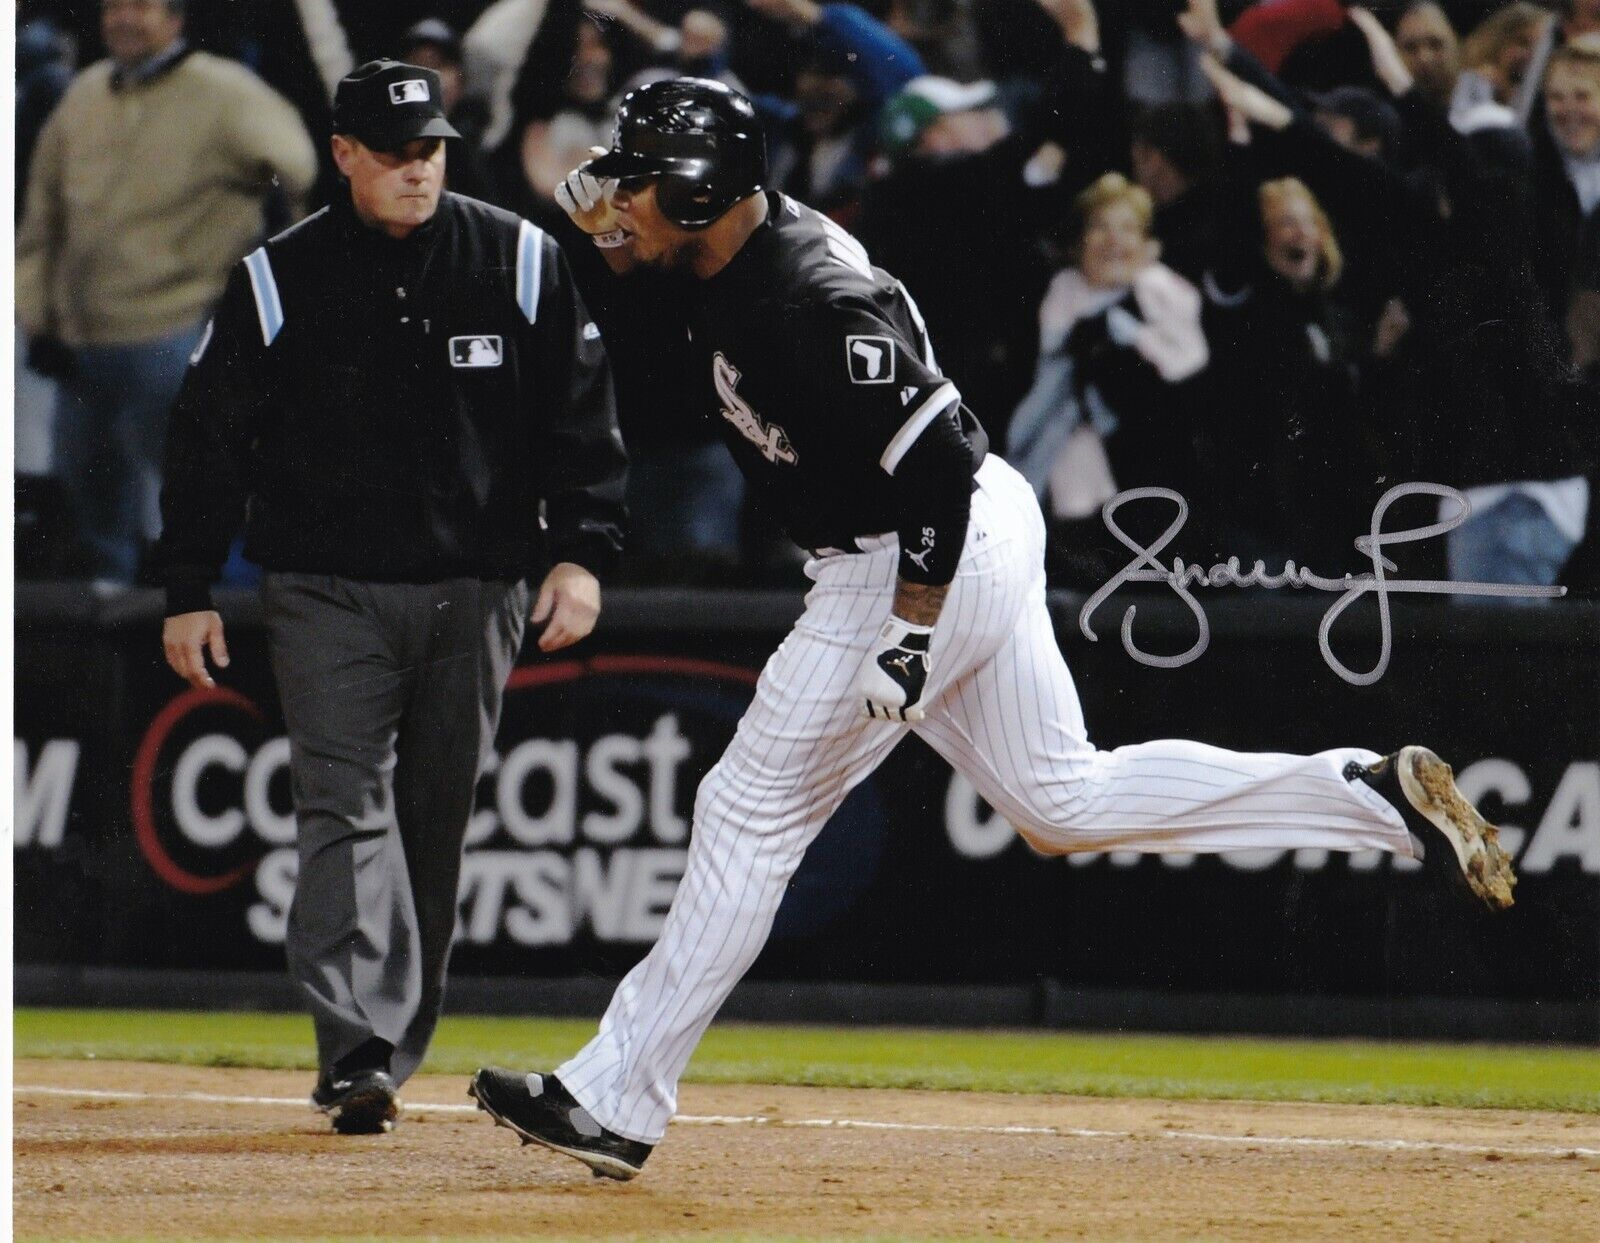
[13,1059,1600,1241]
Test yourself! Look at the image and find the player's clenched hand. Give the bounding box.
[554,163,609,218]
[532,562,602,652]
[163,610,230,690]
[555,149,625,241]
[859,616,934,723]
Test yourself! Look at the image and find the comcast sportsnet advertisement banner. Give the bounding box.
[12,597,1600,999]
[126,657,753,952]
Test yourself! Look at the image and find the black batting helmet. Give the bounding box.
[588,78,766,229]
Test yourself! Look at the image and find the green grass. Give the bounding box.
[14,1008,1600,1113]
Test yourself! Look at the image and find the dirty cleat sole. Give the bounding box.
[468,1071,646,1181]
[1397,746,1517,911]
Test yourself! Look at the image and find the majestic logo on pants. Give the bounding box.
[450,336,503,367]
[713,352,797,465]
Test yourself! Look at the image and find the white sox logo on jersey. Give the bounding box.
[714,353,797,465]
[846,335,895,384]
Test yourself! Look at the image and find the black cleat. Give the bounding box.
[468,1067,651,1181]
[1345,746,1517,911]
[311,1068,400,1134]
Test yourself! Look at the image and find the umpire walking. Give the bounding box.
[152,59,626,1135]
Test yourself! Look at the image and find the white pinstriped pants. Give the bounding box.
[558,456,1414,1143]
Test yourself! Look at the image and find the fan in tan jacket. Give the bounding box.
[16,0,317,583]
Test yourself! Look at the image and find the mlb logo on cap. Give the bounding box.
[390,79,431,105]
[333,60,461,150]
[450,335,503,367]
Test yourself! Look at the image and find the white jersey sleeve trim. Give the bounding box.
[243,247,285,346]
[819,213,873,278]
[516,219,544,323]
[880,380,959,475]
[896,280,938,370]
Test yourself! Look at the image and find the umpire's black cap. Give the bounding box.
[333,59,460,151]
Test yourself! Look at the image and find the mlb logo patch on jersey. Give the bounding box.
[390,79,431,105]
[450,335,503,367]
[846,335,895,384]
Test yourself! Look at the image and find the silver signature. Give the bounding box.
[1079,484,1567,686]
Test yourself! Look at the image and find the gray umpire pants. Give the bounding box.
[262,573,529,1085]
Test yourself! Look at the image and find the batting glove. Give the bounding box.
[555,159,626,247]
[859,617,934,723]
[555,165,608,216]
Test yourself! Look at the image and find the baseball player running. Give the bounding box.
[469,78,1516,1181]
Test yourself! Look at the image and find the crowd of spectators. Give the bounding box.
[14,0,1600,595]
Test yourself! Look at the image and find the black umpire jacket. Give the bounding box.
[153,190,627,615]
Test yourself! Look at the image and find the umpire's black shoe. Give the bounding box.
[311,1068,400,1135]
[1344,746,1516,911]
[469,1067,652,1181]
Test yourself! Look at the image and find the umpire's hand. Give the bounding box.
[163,610,231,689]
[533,562,601,652]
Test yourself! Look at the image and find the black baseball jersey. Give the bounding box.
[685,193,987,566]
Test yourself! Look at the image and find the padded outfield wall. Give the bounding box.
[13,585,1599,1040]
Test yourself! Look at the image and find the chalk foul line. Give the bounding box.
[15,1085,1599,1160]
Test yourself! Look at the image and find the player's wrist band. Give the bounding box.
[590,229,628,249]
